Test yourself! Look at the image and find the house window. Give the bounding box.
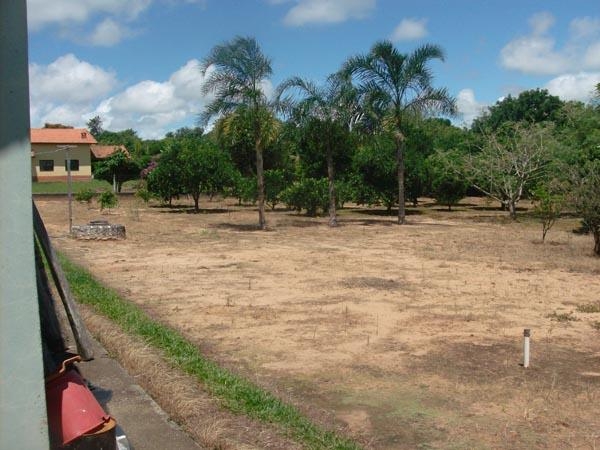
[65,159,80,171]
[39,160,54,172]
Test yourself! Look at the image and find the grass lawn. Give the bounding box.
[32,179,140,194]
[32,179,112,194]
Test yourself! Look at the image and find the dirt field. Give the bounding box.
[37,195,600,449]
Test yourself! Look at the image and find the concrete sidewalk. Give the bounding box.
[78,337,202,450]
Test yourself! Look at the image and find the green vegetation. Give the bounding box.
[59,254,361,450]
[32,179,112,194]
[75,188,96,204]
[201,36,277,229]
[344,41,456,224]
[98,190,118,211]
[93,149,140,193]
[76,37,598,255]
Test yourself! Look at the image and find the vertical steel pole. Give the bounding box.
[0,1,50,448]
[67,147,73,233]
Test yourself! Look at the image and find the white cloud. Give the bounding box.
[109,81,185,114]
[27,0,151,30]
[390,18,428,42]
[455,89,487,127]
[529,11,555,36]
[500,12,600,75]
[29,55,215,138]
[584,42,600,69]
[545,72,600,102]
[93,59,214,138]
[570,17,600,40]
[88,18,131,46]
[29,54,117,104]
[282,0,375,26]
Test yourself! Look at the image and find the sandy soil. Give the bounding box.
[37,195,600,449]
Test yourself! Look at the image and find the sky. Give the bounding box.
[26,0,600,139]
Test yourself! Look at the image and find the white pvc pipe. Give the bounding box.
[523,329,531,368]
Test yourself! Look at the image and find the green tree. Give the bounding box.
[179,140,236,212]
[86,115,103,138]
[344,41,456,224]
[569,160,600,256]
[472,89,564,132]
[280,178,329,217]
[96,128,143,159]
[350,134,398,212]
[165,126,204,140]
[146,146,183,206]
[201,36,274,229]
[264,169,292,210]
[531,184,564,242]
[213,107,283,177]
[426,149,468,211]
[276,73,357,226]
[93,149,140,193]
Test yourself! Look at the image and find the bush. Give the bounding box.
[75,188,96,204]
[135,187,152,204]
[229,174,257,205]
[531,185,563,242]
[264,169,292,210]
[99,190,118,211]
[280,178,328,216]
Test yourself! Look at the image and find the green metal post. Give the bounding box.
[0,1,50,448]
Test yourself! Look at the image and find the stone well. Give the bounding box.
[71,220,126,240]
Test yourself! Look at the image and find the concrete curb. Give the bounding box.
[78,336,203,450]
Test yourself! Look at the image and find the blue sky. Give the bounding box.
[27,0,600,138]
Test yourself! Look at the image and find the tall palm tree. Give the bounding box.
[344,41,456,224]
[276,72,358,226]
[200,36,273,229]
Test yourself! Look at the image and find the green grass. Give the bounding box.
[32,179,112,194]
[59,253,360,450]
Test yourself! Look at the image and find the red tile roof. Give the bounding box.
[30,128,97,144]
[90,144,129,159]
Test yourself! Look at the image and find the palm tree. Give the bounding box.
[200,36,273,229]
[276,72,358,226]
[344,41,456,224]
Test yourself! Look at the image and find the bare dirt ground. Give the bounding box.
[37,195,600,449]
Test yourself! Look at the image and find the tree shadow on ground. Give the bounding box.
[155,205,230,214]
[353,208,424,217]
[340,218,396,227]
[213,223,270,232]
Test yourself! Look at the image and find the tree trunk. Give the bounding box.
[255,136,266,230]
[396,135,406,225]
[594,227,600,256]
[508,200,517,220]
[193,192,200,212]
[326,145,337,227]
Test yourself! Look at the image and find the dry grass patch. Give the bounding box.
[80,306,304,450]
[38,195,600,449]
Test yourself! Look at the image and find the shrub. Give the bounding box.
[75,188,96,204]
[99,190,118,211]
[280,178,328,216]
[532,185,564,242]
[228,174,257,205]
[264,169,291,210]
[135,187,152,204]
